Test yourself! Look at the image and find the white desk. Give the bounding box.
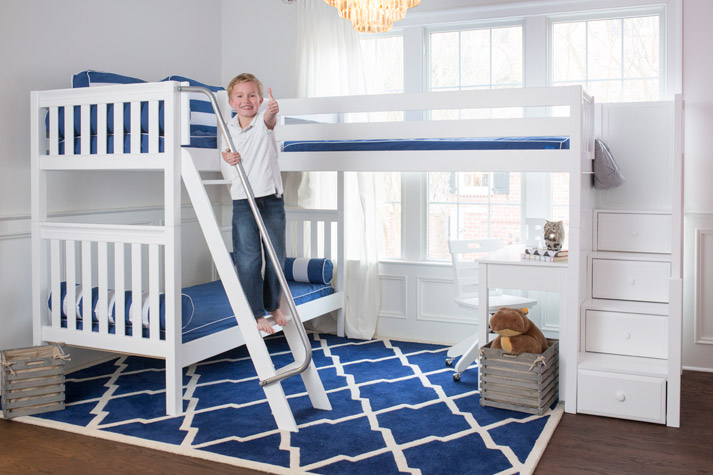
[476,245,572,411]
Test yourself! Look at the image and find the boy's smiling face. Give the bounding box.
[229,81,263,125]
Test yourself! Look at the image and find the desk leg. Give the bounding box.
[452,264,490,382]
[478,263,490,351]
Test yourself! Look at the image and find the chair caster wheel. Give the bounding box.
[445,358,453,367]
[453,373,461,382]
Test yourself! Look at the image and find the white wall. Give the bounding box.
[0,0,224,358]
[220,0,299,99]
[682,0,713,371]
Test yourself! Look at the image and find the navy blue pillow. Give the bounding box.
[161,75,223,139]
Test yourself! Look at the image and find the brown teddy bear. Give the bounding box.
[489,307,548,355]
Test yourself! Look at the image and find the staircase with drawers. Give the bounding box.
[575,97,684,427]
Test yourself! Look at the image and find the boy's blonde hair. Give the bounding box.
[227,73,264,99]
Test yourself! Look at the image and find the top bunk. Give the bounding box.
[276,85,595,173]
[31,78,594,174]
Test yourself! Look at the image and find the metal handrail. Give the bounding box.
[178,85,312,387]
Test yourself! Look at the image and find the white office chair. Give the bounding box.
[446,239,538,381]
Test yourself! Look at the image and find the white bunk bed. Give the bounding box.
[30,81,342,432]
[275,85,596,412]
[31,82,594,425]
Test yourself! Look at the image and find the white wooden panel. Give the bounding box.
[65,240,77,329]
[585,310,668,359]
[64,105,74,156]
[131,101,141,153]
[577,369,666,424]
[50,240,61,328]
[276,117,571,142]
[597,212,672,254]
[279,149,569,172]
[97,242,109,334]
[97,103,107,155]
[149,244,160,341]
[695,228,713,344]
[149,100,159,154]
[114,243,125,337]
[131,243,142,338]
[80,104,90,155]
[378,275,407,319]
[81,240,92,334]
[592,259,670,303]
[49,106,59,156]
[114,101,124,154]
[597,102,673,210]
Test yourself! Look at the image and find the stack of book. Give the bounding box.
[521,247,568,262]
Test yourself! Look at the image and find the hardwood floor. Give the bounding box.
[536,370,713,475]
[1,371,711,474]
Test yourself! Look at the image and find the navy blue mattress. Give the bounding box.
[51,279,334,343]
[283,136,570,152]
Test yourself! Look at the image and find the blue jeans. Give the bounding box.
[232,194,286,319]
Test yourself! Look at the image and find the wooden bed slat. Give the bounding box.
[65,240,77,331]
[131,243,142,339]
[81,241,92,334]
[97,242,108,334]
[130,102,141,154]
[149,244,160,341]
[114,243,125,337]
[50,240,61,329]
[97,103,107,155]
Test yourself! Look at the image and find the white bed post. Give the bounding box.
[667,94,684,427]
[164,84,183,415]
[31,91,48,347]
[564,85,584,413]
[336,171,346,337]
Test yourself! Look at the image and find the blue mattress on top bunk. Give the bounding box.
[283,136,570,152]
[50,279,334,343]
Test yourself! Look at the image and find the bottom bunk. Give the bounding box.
[33,208,344,418]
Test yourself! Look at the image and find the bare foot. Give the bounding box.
[270,309,288,327]
[256,317,275,334]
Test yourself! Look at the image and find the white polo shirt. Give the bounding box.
[220,110,284,200]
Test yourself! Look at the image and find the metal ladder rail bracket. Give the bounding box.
[178,85,313,388]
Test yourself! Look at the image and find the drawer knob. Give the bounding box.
[629,229,639,237]
[623,332,631,340]
[628,277,636,286]
[616,392,626,402]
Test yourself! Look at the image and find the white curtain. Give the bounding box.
[287,0,380,340]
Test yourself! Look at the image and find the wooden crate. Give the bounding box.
[1,344,67,419]
[479,339,559,415]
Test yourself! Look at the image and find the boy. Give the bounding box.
[220,73,287,334]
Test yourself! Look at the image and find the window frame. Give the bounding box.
[366,2,676,264]
[547,5,667,102]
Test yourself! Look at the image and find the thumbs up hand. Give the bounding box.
[264,87,279,129]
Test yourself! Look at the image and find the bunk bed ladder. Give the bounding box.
[178,86,331,432]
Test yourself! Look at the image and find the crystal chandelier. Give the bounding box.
[324,0,421,33]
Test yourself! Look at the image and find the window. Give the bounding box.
[551,12,662,102]
[357,5,668,264]
[427,24,524,259]
[360,33,404,259]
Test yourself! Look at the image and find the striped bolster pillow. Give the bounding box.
[283,258,333,285]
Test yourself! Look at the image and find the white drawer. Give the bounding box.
[577,369,666,424]
[592,259,670,303]
[585,310,668,359]
[597,213,671,254]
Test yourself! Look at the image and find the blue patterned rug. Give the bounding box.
[5,334,562,474]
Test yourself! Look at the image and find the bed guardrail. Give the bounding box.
[178,85,312,388]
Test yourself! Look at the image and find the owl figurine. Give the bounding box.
[543,220,565,251]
